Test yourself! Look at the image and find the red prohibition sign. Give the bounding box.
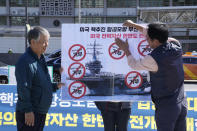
[68,44,86,61]
[68,62,86,80]
[68,81,86,99]
[137,40,152,56]
[108,43,125,60]
[125,71,143,89]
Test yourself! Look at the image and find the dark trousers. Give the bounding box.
[100,109,131,131]
[16,111,46,131]
[155,99,187,131]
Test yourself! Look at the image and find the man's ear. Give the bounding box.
[153,39,160,45]
[31,39,35,45]
[153,39,162,48]
[156,40,161,45]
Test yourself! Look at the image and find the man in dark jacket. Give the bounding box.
[115,21,187,131]
[95,101,131,131]
[15,26,64,131]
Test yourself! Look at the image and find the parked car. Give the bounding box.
[45,49,61,62]
[45,50,61,82]
[0,66,8,84]
[182,52,197,80]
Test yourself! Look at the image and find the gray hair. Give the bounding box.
[27,26,50,45]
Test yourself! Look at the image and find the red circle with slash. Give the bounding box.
[108,43,125,60]
[137,40,152,56]
[68,81,86,99]
[68,62,86,80]
[125,71,143,89]
[68,44,86,61]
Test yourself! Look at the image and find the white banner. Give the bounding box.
[61,24,152,101]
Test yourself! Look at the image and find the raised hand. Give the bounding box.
[123,20,134,27]
[115,38,131,56]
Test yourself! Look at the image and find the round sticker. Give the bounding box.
[137,40,152,56]
[125,71,143,89]
[68,81,86,99]
[68,44,86,61]
[68,62,86,80]
[108,43,125,60]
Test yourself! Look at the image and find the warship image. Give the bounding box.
[78,41,114,96]
[69,40,151,96]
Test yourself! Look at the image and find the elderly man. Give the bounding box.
[115,21,187,131]
[15,26,64,131]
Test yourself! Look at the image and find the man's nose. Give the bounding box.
[44,42,48,47]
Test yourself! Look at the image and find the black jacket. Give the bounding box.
[150,41,185,106]
[95,101,132,112]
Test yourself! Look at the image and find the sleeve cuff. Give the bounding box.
[24,107,33,113]
[52,83,58,92]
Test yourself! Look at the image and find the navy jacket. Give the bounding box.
[15,47,58,114]
[150,41,185,106]
[95,101,132,112]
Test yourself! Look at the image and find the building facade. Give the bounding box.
[0,0,197,52]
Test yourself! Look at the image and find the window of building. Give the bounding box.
[107,0,136,8]
[75,0,104,8]
[10,0,39,7]
[27,17,39,26]
[75,17,105,23]
[10,16,25,26]
[28,0,39,7]
[106,17,136,23]
[40,0,74,16]
[0,1,6,6]
[173,0,197,6]
[10,0,24,7]
[0,16,6,25]
[10,16,39,26]
[139,0,169,7]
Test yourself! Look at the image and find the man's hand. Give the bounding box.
[123,20,144,33]
[59,67,63,74]
[57,83,65,89]
[115,38,131,56]
[123,20,134,27]
[25,112,34,126]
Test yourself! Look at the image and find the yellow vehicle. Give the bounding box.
[182,52,197,80]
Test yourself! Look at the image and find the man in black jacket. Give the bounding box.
[115,21,187,131]
[95,101,131,131]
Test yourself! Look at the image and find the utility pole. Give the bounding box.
[25,0,29,49]
[6,0,10,26]
[78,0,81,23]
[136,0,140,23]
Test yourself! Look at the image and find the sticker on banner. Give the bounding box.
[137,40,152,56]
[69,44,86,61]
[125,71,143,89]
[108,43,125,60]
[68,81,86,99]
[68,62,86,80]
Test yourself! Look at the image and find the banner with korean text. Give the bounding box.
[61,24,152,101]
[0,85,196,131]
